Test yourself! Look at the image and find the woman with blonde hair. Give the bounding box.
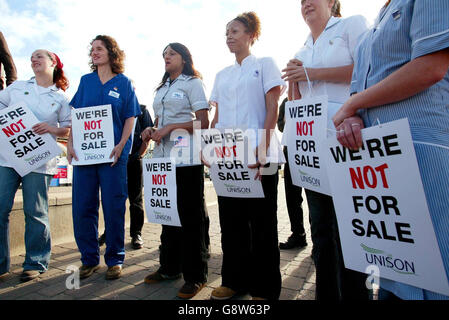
[282,0,370,300]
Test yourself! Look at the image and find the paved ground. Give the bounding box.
[0,177,316,301]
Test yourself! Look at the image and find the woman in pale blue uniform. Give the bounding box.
[333,0,449,300]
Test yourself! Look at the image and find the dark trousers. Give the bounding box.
[158,165,208,284]
[306,189,369,300]
[127,158,144,237]
[283,147,305,236]
[218,170,281,300]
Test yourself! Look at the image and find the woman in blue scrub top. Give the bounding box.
[333,0,449,300]
[67,35,141,280]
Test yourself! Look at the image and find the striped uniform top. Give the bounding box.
[351,0,449,300]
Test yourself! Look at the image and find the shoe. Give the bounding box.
[279,234,307,250]
[210,286,237,300]
[177,282,206,299]
[20,270,40,282]
[106,265,122,280]
[98,233,106,247]
[131,234,144,250]
[144,271,182,284]
[79,264,100,279]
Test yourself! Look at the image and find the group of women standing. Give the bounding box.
[0,0,448,301]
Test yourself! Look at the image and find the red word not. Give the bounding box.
[152,174,167,185]
[349,163,389,189]
[296,120,314,136]
[214,146,237,158]
[84,120,102,130]
[2,119,26,137]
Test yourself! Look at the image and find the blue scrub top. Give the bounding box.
[70,72,141,158]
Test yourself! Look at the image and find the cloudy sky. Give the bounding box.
[1,0,385,117]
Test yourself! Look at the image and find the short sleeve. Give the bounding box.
[124,80,141,119]
[209,73,220,107]
[345,15,370,59]
[187,78,209,112]
[261,57,285,95]
[57,93,72,127]
[410,0,449,60]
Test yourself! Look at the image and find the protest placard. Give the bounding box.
[143,157,181,227]
[71,104,114,166]
[201,128,264,198]
[284,95,331,195]
[325,118,449,295]
[0,102,62,176]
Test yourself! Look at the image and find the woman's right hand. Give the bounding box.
[141,127,154,142]
[67,143,78,164]
[282,59,307,82]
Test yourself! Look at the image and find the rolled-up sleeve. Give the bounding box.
[410,0,449,60]
[188,78,209,112]
[261,57,285,95]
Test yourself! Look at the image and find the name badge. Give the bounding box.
[109,90,120,99]
[172,92,184,99]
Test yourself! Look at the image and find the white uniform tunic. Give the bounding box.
[294,15,369,131]
[210,55,285,163]
[0,78,71,175]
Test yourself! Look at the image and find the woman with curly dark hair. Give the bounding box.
[67,35,141,280]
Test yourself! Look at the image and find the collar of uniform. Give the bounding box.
[304,16,342,48]
[234,54,256,68]
[164,73,192,86]
[27,77,58,92]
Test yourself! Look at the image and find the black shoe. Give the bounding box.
[279,234,307,250]
[98,233,106,247]
[131,234,144,249]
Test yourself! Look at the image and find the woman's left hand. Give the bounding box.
[109,143,125,167]
[151,126,171,145]
[334,115,365,151]
[32,122,54,135]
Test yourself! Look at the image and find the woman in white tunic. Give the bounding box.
[209,12,285,300]
[282,0,370,300]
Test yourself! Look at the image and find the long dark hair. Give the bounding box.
[156,42,201,91]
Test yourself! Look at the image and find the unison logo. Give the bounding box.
[25,150,51,165]
[224,183,251,194]
[361,243,416,275]
[84,153,105,161]
[299,169,320,187]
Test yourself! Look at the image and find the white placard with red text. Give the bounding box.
[0,102,62,176]
[284,95,331,195]
[325,118,449,295]
[143,157,181,227]
[200,128,264,198]
[71,104,114,166]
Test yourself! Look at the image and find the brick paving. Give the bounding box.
[0,177,316,301]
